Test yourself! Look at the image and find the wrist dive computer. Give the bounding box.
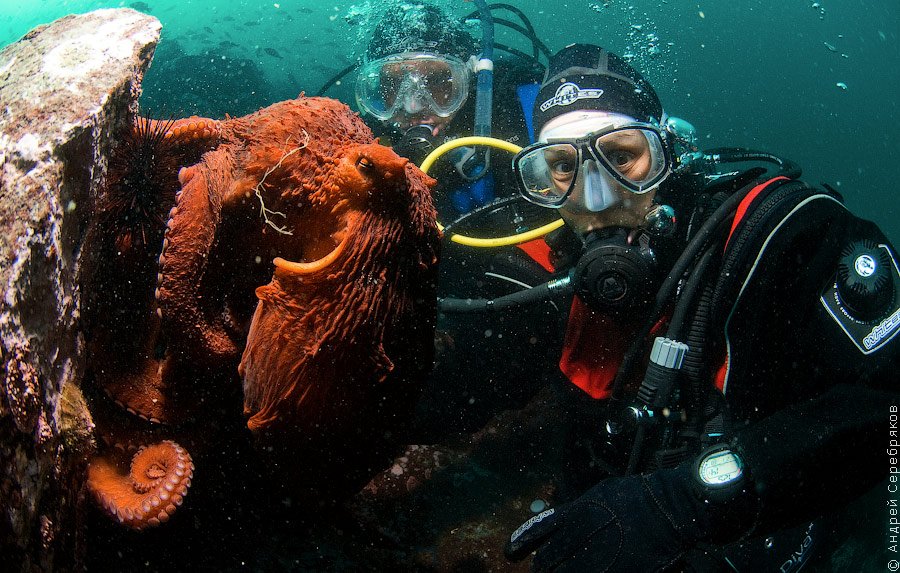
[694,445,745,502]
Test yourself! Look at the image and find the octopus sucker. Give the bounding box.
[86,440,194,531]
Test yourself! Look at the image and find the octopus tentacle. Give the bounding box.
[86,440,193,530]
[147,116,222,147]
[156,153,240,362]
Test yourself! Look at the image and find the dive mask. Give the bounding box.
[513,121,672,210]
[356,52,472,122]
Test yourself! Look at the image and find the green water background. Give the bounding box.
[1,0,897,240]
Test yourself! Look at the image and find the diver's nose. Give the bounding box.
[579,159,620,212]
[571,159,598,194]
[402,93,425,114]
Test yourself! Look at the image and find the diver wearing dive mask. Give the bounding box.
[512,109,674,314]
[356,5,478,167]
[357,3,544,217]
[356,52,474,164]
[498,42,900,573]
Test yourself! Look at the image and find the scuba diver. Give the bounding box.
[355,3,481,163]
[353,1,546,218]
[349,0,546,291]
[347,2,571,435]
[436,43,899,570]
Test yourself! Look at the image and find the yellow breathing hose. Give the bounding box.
[419,136,565,248]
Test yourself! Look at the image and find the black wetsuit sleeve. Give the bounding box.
[714,193,900,538]
[733,382,899,535]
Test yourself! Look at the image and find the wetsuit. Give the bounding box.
[687,176,899,569]
[502,172,900,570]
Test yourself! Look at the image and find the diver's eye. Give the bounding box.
[549,159,576,178]
[607,150,635,168]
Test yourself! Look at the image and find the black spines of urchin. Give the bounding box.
[81,115,181,362]
[97,115,180,254]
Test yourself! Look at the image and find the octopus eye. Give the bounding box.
[356,156,374,171]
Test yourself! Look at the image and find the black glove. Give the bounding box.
[505,462,756,572]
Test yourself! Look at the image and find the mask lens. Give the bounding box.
[422,64,454,106]
[379,63,410,108]
[356,65,391,118]
[515,143,579,207]
[592,127,667,192]
[355,54,470,121]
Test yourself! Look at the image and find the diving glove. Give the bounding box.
[505,458,756,572]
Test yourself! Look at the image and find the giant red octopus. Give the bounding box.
[81,97,440,529]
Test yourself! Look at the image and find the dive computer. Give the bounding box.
[694,445,745,502]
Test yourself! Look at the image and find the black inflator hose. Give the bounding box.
[438,273,573,313]
[704,147,802,180]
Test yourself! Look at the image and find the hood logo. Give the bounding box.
[540,82,604,111]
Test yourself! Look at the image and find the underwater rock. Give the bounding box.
[0,8,160,571]
[346,385,570,572]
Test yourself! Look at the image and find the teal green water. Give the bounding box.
[1,0,897,239]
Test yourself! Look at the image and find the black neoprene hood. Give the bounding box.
[533,43,663,133]
[365,4,478,62]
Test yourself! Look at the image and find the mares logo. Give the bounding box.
[864,307,900,350]
[539,83,604,111]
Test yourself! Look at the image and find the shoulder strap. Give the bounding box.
[718,177,841,288]
[516,83,541,144]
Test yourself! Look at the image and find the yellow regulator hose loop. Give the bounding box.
[419,136,565,248]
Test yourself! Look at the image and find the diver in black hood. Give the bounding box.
[469,43,900,571]
[355,2,543,217]
[357,4,477,159]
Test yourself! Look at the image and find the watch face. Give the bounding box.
[698,450,743,486]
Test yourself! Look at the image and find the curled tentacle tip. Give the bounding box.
[87,440,194,530]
